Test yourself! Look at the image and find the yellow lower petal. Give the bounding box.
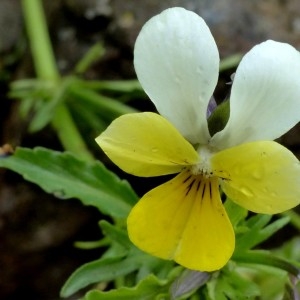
[96,112,199,177]
[127,171,235,271]
[211,141,300,214]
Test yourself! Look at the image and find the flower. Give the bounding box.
[96,7,300,271]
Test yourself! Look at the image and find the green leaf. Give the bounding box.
[69,99,107,134]
[10,78,57,128]
[81,79,144,93]
[75,42,105,74]
[224,198,248,229]
[28,79,69,132]
[68,84,137,121]
[60,255,140,298]
[235,215,290,251]
[99,220,131,249]
[219,53,242,72]
[228,259,294,300]
[0,147,137,218]
[207,267,260,300]
[232,250,300,278]
[275,237,300,261]
[61,219,174,298]
[281,210,300,231]
[84,274,169,300]
[28,94,61,132]
[98,221,132,259]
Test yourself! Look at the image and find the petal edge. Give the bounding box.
[211,40,300,149]
[134,7,219,144]
[127,171,235,271]
[96,112,199,177]
[211,141,300,214]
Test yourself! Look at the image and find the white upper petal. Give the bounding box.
[210,40,300,149]
[134,7,219,144]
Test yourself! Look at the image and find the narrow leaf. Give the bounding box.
[61,255,141,298]
[75,42,105,74]
[236,215,289,251]
[207,267,260,300]
[99,220,131,249]
[224,198,248,228]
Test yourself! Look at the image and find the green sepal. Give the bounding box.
[207,100,230,136]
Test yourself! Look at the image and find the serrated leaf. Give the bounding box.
[60,255,142,298]
[0,147,137,218]
[84,274,169,300]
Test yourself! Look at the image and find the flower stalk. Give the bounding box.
[21,0,93,162]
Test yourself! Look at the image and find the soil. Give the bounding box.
[1,0,300,299]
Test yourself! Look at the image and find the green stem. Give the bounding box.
[233,251,300,278]
[22,0,93,161]
[21,0,59,80]
[52,105,94,160]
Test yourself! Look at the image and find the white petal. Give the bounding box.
[134,7,219,144]
[210,40,300,149]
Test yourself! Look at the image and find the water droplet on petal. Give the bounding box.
[151,147,158,153]
[240,187,254,197]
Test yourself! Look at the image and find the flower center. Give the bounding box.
[190,145,214,178]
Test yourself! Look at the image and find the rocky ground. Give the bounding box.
[1,0,300,299]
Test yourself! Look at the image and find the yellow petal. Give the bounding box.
[127,171,235,271]
[96,112,199,177]
[211,141,300,214]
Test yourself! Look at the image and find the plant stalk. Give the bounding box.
[22,0,93,161]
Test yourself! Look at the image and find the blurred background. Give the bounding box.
[1,0,300,299]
